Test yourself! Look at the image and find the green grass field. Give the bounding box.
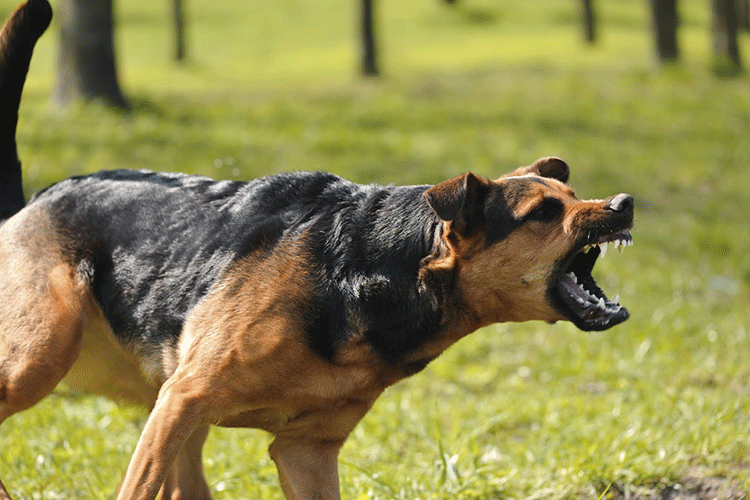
[2,0,750,498]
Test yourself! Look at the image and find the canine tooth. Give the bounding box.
[613,240,620,250]
[613,294,620,304]
[599,243,607,258]
[598,297,606,309]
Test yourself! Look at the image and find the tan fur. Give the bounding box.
[113,237,390,499]
[0,207,88,422]
[171,237,388,434]
[62,306,160,408]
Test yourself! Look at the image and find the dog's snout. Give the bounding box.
[605,193,634,214]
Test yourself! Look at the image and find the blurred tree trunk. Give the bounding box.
[710,0,743,74]
[581,0,597,43]
[55,0,128,109]
[173,0,186,62]
[737,0,750,30]
[361,0,379,76]
[649,0,680,62]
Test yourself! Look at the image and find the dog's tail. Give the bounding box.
[0,0,51,221]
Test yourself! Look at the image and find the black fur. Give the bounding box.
[31,170,466,365]
[302,183,445,363]
[28,165,548,367]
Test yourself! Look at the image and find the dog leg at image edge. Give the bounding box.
[115,375,211,500]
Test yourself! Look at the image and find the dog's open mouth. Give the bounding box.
[554,230,632,331]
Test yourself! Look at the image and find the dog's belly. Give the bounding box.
[62,309,160,408]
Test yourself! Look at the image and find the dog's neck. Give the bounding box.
[309,183,480,374]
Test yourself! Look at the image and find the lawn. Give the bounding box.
[1,0,750,498]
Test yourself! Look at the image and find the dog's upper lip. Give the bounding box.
[577,230,633,257]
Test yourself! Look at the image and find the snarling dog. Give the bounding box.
[0,1,634,499]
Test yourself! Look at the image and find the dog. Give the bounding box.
[0,1,634,499]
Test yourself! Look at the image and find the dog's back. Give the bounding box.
[27,167,442,365]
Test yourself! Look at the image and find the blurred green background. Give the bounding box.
[2,0,750,498]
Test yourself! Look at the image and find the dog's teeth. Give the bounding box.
[613,240,620,250]
[613,294,620,304]
[599,243,607,258]
[597,297,606,309]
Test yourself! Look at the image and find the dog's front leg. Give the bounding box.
[116,373,211,500]
[269,437,345,500]
[158,424,212,500]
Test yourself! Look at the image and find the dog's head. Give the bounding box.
[423,157,633,331]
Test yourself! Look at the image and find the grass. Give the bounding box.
[2,0,750,498]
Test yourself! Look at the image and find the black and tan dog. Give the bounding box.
[0,1,634,499]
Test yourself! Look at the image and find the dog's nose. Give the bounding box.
[605,193,634,214]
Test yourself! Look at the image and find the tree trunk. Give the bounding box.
[361,0,379,76]
[711,0,743,74]
[173,0,186,62]
[736,0,750,31]
[581,0,597,44]
[55,0,128,108]
[649,0,680,62]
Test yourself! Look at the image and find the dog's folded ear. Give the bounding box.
[423,173,489,235]
[502,157,570,183]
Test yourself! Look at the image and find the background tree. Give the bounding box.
[361,0,378,76]
[55,0,128,108]
[710,0,743,74]
[173,0,186,62]
[581,0,597,43]
[649,0,680,62]
[737,0,750,31]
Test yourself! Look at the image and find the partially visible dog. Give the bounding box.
[0,1,634,499]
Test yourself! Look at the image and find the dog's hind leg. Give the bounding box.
[0,210,89,499]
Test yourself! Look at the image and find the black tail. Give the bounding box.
[0,0,51,221]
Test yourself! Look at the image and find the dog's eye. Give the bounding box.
[528,198,563,222]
